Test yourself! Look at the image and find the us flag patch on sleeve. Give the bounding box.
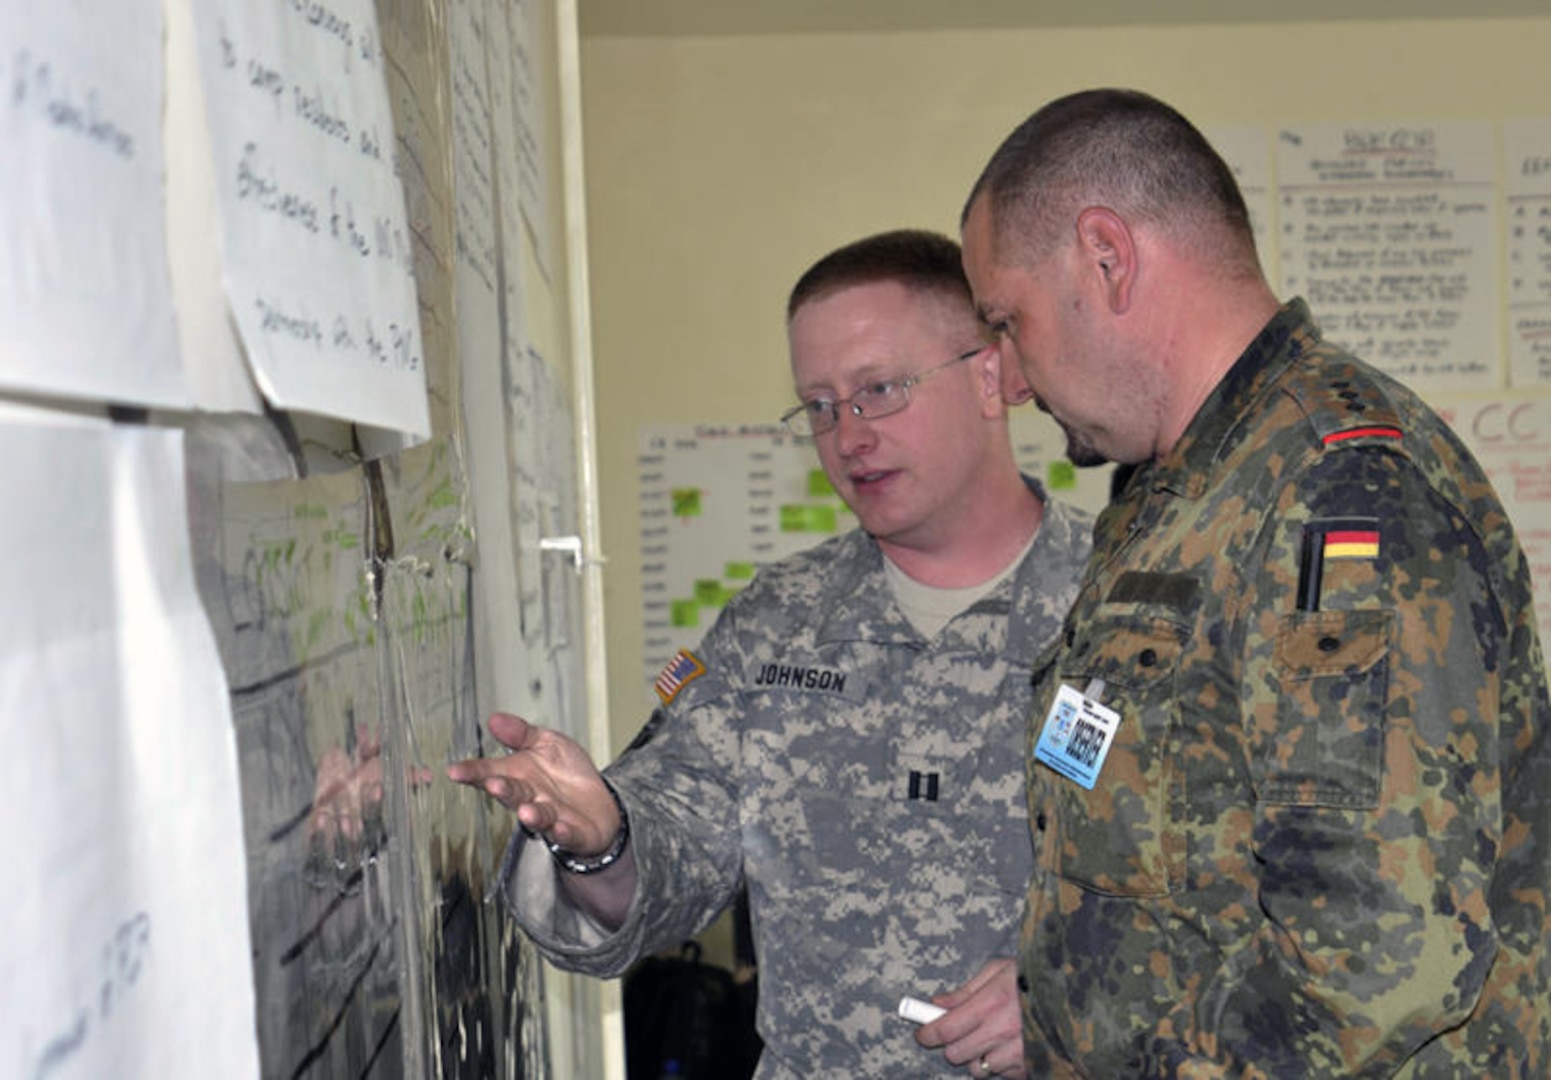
[654,648,706,705]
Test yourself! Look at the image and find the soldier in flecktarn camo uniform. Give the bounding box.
[963,88,1551,1077]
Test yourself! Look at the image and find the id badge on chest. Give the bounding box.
[1033,680,1120,790]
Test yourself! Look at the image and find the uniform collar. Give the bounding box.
[1004,492,1092,658]
[812,530,916,646]
[1147,298,1318,501]
[814,476,1085,657]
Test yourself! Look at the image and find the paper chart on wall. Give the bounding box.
[1277,120,1501,392]
[212,463,407,1078]
[484,0,550,646]
[0,406,258,1080]
[635,424,843,693]
[162,0,265,415]
[1205,125,1276,287]
[1435,394,1551,646]
[449,0,576,734]
[1503,118,1551,388]
[449,0,504,519]
[507,0,555,287]
[375,438,549,1080]
[0,4,187,408]
[189,0,429,437]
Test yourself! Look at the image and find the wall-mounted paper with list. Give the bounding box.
[0,3,188,409]
[187,0,430,438]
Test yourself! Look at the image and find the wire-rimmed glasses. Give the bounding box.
[780,346,984,438]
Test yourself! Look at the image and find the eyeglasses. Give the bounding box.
[780,346,984,438]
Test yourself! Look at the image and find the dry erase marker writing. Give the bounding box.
[897,996,946,1024]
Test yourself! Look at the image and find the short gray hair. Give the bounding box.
[965,88,1258,272]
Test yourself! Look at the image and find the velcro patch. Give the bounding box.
[654,648,706,706]
[1324,528,1380,559]
[1107,571,1200,614]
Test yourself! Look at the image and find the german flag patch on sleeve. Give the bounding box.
[654,648,706,706]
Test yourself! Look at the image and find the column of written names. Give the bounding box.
[1278,120,1501,394]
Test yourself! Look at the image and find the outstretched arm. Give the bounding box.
[447,711,637,929]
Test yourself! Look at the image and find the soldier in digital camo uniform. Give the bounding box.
[449,229,1093,1078]
[962,88,1551,1077]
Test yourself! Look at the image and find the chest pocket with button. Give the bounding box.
[1047,612,1189,898]
[1260,608,1392,808]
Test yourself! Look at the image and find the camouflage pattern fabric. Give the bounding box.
[1019,300,1551,1078]
[501,481,1093,1079]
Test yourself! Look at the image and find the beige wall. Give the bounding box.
[579,15,1551,756]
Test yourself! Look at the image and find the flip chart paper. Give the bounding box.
[189,0,430,437]
[0,4,187,408]
[0,407,259,1079]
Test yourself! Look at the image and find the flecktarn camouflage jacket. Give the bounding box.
[1020,300,1551,1078]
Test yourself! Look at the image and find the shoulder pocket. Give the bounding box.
[1261,609,1392,808]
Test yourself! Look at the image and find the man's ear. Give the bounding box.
[1075,206,1136,314]
[974,344,1007,419]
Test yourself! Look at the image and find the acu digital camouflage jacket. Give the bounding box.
[503,482,1093,1079]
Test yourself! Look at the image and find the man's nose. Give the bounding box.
[833,403,876,454]
[998,348,1035,405]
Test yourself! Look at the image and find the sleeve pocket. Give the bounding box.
[1262,609,1392,808]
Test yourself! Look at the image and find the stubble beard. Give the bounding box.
[1035,395,1110,468]
[1063,426,1109,468]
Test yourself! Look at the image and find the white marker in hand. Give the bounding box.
[897,995,946,1025]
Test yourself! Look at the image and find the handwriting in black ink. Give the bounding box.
[31,912,151,1080]
[256,294,325,347]
[8,48,134,160]
[236,142,322,234]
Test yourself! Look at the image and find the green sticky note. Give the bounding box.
[725,562,756,580]
[671,599,700,627]
[808,505,838,533]
[1048,460,1077,491]
[807,470,836,497]
[693,578,721,605]
[780,504,840,533]
[672,488,703,517]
